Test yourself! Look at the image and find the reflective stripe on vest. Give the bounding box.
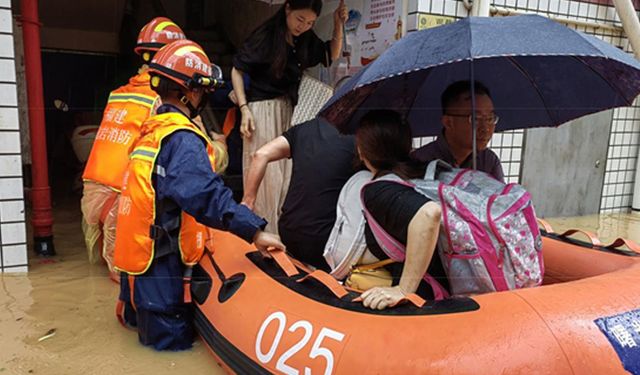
[82,72,159,191]
[113,112,216,275]
[107,93,156,108]
[130,146,157,162]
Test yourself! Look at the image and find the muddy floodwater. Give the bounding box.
[1,196,639,374]
[0,198,224,375]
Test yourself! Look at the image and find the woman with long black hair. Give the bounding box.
[232,0,347,231]
[355,110,448,310]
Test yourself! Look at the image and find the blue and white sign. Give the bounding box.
[595,308,640,374]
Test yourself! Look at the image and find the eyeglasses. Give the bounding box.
[445,113,500,126]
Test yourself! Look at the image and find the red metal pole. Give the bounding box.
[21,0,55,256]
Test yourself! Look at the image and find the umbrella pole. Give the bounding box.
[470,60,477,170]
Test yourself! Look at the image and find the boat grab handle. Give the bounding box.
[267,248,300,277]
[537,218,554,233]
[558,229,602,247]
[604,237,640,253]
[297,270,349,299]
[288,257,315,274]
[352,293,426,309]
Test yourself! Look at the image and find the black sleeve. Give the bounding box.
[306,31,332,67]
[363,181,431,247]
[232,33,267,75]
[281,123,300,158]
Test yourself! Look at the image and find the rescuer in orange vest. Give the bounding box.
[81,17,186,277]
[113,39,284,351]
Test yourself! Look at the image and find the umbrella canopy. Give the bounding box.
[319,14,640,136]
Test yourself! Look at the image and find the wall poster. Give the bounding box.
[314,0,404,86]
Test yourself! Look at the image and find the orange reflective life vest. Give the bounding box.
[83,71,160,191]
[113,112,217,275]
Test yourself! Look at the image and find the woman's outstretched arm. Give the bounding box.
[361,201,441,310]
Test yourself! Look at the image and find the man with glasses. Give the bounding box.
[412,80,505,182]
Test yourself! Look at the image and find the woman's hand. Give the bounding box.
[334,0,348,26]
[360,285,407,310]
[240,105,255,138]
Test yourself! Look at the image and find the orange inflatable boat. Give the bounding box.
[191,225,640,374]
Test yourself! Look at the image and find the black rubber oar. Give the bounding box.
[205,250,245,303]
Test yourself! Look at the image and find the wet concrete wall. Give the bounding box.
[521,110,613,217]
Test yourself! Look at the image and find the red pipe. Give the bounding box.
[21,0,55,256]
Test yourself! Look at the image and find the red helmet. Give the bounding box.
[148,39,223,92]
[148,40,224,117]
[135,17,186,62]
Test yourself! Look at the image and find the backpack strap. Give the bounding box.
[423,273,449,300]
[424,159,454,181]
[360,178,413,262]
[354,258,396,271]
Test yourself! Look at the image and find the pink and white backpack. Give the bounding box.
[362,160,544,297]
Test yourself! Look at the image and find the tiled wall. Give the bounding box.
[0,0,27,273]
[602,103,640,212]
[489,0,639,212]
[408,0,639,211]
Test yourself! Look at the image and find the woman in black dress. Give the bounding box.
[231,0,347,231]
